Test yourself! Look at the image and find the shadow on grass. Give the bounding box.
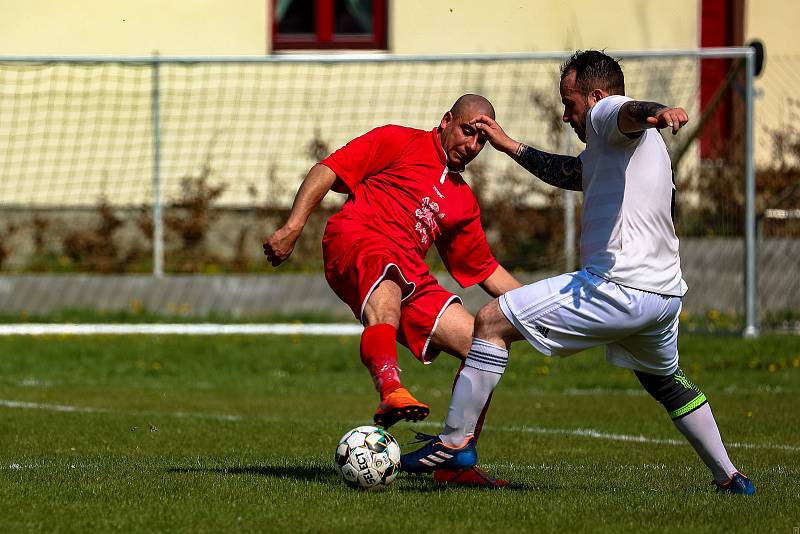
[166,465,335,482]
[398,481,535,492]
[167,465,536,491]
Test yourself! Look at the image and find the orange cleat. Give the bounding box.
[433,466,508,488]
[373,387,429,429]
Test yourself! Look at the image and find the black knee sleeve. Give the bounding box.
[634,369,708,420]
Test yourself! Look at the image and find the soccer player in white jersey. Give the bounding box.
[401,50,755,495]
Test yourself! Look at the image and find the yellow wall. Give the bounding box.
[1,0,700,56]
[747,1,792,56]
[746,0,797,164]
[0,0,267,55]
[391,1,699,53]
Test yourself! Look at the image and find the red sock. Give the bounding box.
[360,324,402,396]
[453,361,493,443]
[474,393,493,442]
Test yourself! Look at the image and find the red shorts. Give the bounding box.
[323,233,460,362]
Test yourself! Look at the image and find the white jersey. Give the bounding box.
[579,95,687,296]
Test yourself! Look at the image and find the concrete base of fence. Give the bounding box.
[0,239,797,319]
[0,272,551,319]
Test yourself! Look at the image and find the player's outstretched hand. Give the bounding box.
[648,107,689,135]
[469,115,519,154]
[263,225,300,267]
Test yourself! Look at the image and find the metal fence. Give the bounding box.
[0,49,764,333]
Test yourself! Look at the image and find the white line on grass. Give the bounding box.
[562,387,646,396]
[0,323,364,336]
[3,398,798,453]
[412,419,800,452]
[0,399,242,422]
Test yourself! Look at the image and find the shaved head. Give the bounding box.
[450,94,495,121]
[438,94,494,170]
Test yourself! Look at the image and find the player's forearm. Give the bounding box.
[479,265,522,297]
[283,164,337,232]
[512,144,583,191]
[618,100,668,133]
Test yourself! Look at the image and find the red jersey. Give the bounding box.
[321,125,498,288]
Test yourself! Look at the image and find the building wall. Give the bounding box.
[390,1,699,53]
[746,0,797,165]
[747,0,792,56]
[1,1,699,56]
[0,0,267,55]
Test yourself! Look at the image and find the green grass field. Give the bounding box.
[1,332,798,533]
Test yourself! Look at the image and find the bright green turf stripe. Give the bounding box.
[669,393,707,419]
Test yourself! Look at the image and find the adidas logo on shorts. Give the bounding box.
[534,324,551,338]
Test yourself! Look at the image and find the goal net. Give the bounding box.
[1,50,787,331]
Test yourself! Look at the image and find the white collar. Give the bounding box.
[440,166,462,184]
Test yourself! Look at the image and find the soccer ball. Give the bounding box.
[335,425,401,490]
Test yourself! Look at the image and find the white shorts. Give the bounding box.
[499,270,681,376]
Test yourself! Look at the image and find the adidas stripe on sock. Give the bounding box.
[441,338,508,447]
[464,338,509,374]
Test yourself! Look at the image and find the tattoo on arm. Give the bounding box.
[514,144,582,191]
[626,101,668,124]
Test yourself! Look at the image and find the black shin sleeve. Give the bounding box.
[634,369,708,420]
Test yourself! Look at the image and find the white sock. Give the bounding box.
[440,338,508,448]
[672,403,737,484]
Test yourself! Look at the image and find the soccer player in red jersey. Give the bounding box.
[263,94,521,487]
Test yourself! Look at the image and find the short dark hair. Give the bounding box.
[560,50,625,96]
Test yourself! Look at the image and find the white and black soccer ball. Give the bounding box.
[335,425,401,490]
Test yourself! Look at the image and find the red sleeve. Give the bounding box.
[435,195,499,288]
[320,125,407,194]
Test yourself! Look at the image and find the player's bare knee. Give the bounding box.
[447,328,473,361]
[364,306,400,328]
[362,278,403,327]
[473,302,497,338]
[634,369,708,420]
[429,303,474,360]
[474,299,516,346]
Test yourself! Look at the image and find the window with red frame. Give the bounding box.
[272,0,387,51]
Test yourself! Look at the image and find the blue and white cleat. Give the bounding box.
[400,432,478,474]
[714,472,756,495]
